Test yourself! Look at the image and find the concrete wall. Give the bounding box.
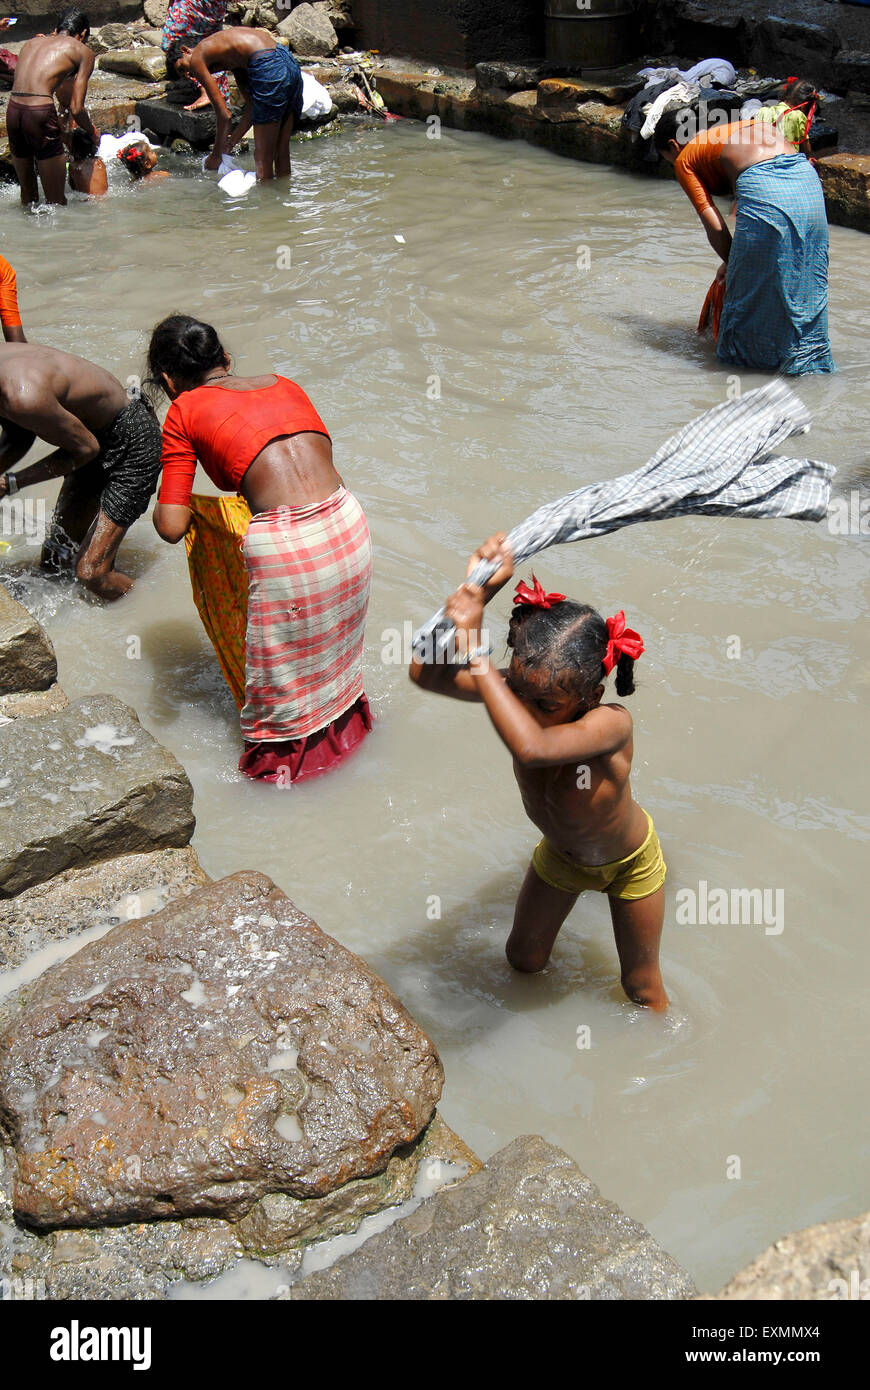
[351,0,545,70]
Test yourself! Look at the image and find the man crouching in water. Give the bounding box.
[0,344,162,599]
[8,8,98,207]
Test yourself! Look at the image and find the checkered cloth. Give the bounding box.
[412,380,835,659]
[717,154,834,376]
[241,487,372,742]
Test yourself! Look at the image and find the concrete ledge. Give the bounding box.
[374,67,870,234]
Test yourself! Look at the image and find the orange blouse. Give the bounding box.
[674,121,754,215]
[0,254,21,329]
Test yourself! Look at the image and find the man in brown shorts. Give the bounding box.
[8,9,98,206]
[0,343,162,600]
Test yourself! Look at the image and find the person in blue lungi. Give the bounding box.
[655,110,834,375]
[168,26,304,183]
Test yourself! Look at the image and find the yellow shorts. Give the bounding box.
[531,811,667,901]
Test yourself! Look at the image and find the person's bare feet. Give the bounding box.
[184,94,211,111]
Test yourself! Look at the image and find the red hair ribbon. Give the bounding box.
[513,575,566,610]
[603,611,644,674]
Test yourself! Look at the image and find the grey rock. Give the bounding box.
[99,48,167,83]
[714,1211,870,1300]
[169,138,196,155]
[97,23,137,49]
[138,28,166,46]
[0,584,57,694]
[315,0,354,33]
[143,0,170,27]
[285,1134,697,1300]
[834,51,870,96]
[0,871,443,1229]
[0,684,68,722]
[0,845,209,971]
[239,1,282,31]
[475,61,542,92]
[0,693,195,898]
[759,15,840,61]
[135,98,216,147]
[277,3,338,57]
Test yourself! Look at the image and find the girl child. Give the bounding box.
[752,78,821,159]
[409,534,668,1011]
[118,140,169,183]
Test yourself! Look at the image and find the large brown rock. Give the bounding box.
[0,584,57,694]
[714,1211,870,1300]
[0,1112,475,1298]
[0,871,443,1230]
[0,694,195,898]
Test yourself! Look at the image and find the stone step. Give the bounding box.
[0,845,209,971]
[0,870,443,1230]
[0,693,195,898]
[0,584,57,695]
[284,1133,698,1300]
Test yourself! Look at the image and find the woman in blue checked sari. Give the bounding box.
[655,109,834,376]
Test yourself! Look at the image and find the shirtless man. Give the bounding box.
[8,8,97,206]
[167,27,303,182]
[0,344,162,599]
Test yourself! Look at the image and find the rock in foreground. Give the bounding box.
[0,871,443,1229]
[285,1134,697,1300]
[0,694,195,897]
[0,584,57,694]
[714,1210,870,1300]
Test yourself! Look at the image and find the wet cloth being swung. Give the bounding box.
[412,380,835,660]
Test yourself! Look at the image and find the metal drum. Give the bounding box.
[544,0,638,70]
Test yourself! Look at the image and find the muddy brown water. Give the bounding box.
[1,122,869,1292]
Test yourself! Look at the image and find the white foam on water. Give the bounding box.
[168,1258,294,1302]
[297,1158,469,1278]
[86,1029,111,1048]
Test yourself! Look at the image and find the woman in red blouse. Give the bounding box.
[149,314,373,783]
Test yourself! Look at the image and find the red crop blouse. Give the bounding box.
[158,375,331,508]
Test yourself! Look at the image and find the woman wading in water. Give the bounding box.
[149,315,373,783]
[655,109,833,376]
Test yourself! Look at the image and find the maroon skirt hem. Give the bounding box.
[238,694,372,784]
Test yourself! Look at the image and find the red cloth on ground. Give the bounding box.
[238,693,372,783]
[158,376,330,507]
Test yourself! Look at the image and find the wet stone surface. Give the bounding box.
[0,871,443,1229]
[0,694,195,898]
[284,1134,698,1301]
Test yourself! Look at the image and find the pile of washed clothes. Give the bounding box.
[622,57,838,160]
